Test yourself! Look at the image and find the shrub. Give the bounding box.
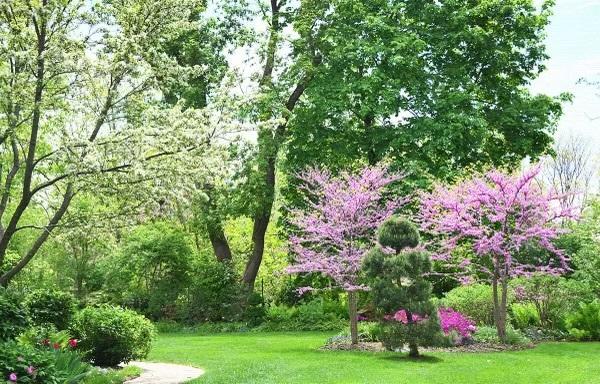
[71,306,155,367]
[25,289,77,330]
[473,325,530,345]
[511,275,590,330]
[242,293,265,326]
[0,288,29,341]
[258,299,346,331]
[510,303,540,330]
[565,301,600,341]
[336,322,382,342]
[438,307,476,344]
[177,258,241,323]
[442,284,497,326]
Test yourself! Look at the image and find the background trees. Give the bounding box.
[0,0,236,286]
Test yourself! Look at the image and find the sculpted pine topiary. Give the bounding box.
[363,217,439,357]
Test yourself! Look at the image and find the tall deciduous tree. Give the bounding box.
[286,164,405,344]
[0,0,233,286]
[419,167,573,342]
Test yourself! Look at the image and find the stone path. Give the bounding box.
[124,361,204,384]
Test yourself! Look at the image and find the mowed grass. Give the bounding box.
[147,332,600,384]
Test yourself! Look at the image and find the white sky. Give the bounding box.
[531,0,600,143]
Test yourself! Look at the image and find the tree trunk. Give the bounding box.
[492,270,507,343]
[208,225,232,262]
[408,343,420,358]
[243,209,271,290]
[348,291,359,345]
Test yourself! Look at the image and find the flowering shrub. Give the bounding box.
[0,341,58,383]
[438,307,476,343]
[3,327,90,383]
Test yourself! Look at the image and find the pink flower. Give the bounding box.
[438,307,476,341]
[26,366,36,375]
[8,373,17,382]
[68,339,78,348]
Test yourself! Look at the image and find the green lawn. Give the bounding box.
[147,332,600,384]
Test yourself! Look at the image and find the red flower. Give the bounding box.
[68,339,78,348]
[52,342,60,350]
[41,339,50,346]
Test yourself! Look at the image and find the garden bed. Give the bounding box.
[321,340,535,353]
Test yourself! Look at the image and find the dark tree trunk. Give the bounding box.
[348,291,359,345]
[208,225,232,262]
[243,155,275,290]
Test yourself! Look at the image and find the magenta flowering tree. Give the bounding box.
[286,165,405,344]
[419,166,574,342]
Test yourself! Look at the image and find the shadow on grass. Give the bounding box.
[379,354,443,364]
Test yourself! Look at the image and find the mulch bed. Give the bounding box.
[321,341,535,353]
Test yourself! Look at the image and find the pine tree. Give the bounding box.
[363,217,439,357]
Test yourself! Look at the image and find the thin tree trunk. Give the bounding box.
[492,268,507,343]
[406,311,419,357]
[348,291,359,345]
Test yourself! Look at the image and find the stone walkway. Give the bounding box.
[125,361,204,384]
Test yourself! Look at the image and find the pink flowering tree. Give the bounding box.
[419,167,574,342]
[287,165,406,344]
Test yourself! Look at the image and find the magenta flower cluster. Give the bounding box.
[438,307,476,339]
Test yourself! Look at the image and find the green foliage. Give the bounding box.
[510,303,541,330]
[336,322,382,343]
[258,299,347,332]
[71,306,155,367]
[559,199,600,298]
[377,217,420,250]
[565,301,600,341]
[25,289,77,330]
[512,275,593,330]
[473,325,530,345]
[104,222,194,319]
[178,256,241,323]
[0,288,29,341]
[442,284,496,326]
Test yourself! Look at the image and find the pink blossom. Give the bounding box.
[419,166,574,283]
[8,373,17,382]
[438,307,476,339]
[287,165,406,292]
[26,366,35,375]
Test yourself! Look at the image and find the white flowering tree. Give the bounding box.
[0,0,247,285]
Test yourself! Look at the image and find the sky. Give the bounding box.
[531,0,600,144]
